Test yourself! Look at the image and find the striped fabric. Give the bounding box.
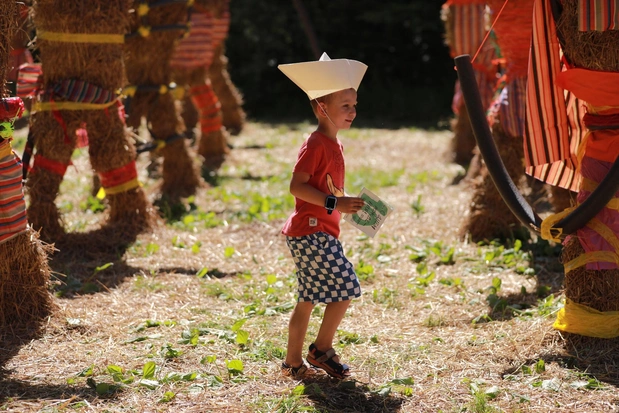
[16,63,43,98]
[0,140,27,244]
[524,0,583,192]
[488,77,527,137]
[578,0,619,31]
[170,11,215,69]
[52,79,116,104]
[190,83,222,133]
[211,10,230,49]
[444,2,496,113]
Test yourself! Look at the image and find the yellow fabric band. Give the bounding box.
[37,30,125,44]
[0,143,12,159]
[564,250,619,273]
[554,299,619,338]
[33,100,118,112]
[540,206,575,243]
[97,178,141,198]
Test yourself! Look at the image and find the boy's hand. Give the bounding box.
[336,196,365,214]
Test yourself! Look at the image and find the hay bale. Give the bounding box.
[449,101,476,166]
[27,0,156,241]
[0,1,54,337]
[0,230,55,336]
[459,123,525,242]
[552,0,619,350]
[124,1,201,201]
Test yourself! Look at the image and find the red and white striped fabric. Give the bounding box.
[170,11,215,70]
[0,140,27,244]
[443,1,496,114]
[524,0,585,192]
[16,62,43,98]
[211,10,230,49]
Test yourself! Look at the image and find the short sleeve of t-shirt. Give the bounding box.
[293,138,324,177]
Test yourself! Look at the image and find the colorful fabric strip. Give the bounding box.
[0,140,27,244]
[578,0,619,31]
[32,153,69,177]
[16,63,42,98]
[102,178,140,196]
[170,11,215,69]
[98,161,138,189]
[37,30,125,44]
[487,77,527,137]
[445,2,496,113]
[52,79,117,105]
[554,299,619,338]
[524,0,583,192]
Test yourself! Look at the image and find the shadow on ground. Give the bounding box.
[297,376,405,413]
[0,379,97,406]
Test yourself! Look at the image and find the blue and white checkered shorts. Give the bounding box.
[286,232,361,304]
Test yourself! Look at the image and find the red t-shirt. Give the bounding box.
[282,131,346,238]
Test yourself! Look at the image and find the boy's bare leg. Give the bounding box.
[285,301,314,367]
[314,300,351,353]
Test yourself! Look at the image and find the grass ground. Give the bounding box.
[1,121,617,412]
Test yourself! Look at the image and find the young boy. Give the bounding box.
[278,53,367,379]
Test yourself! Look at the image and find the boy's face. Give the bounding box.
[321,88,358,130]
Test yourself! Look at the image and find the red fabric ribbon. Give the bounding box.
[32,154,69,177]
[98,161,138,188]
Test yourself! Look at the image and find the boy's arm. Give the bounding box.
[290,172,364,214]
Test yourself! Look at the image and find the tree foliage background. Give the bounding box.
[226,1,456,127]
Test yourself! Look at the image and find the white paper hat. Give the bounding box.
[278,52,368,100]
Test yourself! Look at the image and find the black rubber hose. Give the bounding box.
[454,54,543,234]
[455,54,619,239]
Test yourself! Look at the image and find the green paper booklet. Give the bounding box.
[343,188,394,238]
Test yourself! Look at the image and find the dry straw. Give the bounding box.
[27,0,156,242]
[0,1,54,337]
[209,44,246,136]
[124,0,201,201]
[459,123,524,242]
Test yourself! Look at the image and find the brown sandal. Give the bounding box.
[306,343,351,379]
[281,361,315,378]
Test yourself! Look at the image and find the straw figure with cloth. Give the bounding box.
[459,0,572,242]
[7,2,33,98]
[525,0,619,353]
[170,0,232,173]
[207,0,246,136]
[441,0,496,166]
[0,1,54,336]
[123,0,202,203]
[24,0,156,244]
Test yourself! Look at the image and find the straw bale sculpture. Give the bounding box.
[170,0,231,172]
[207,3,246,136]
[25,0,155,243]
[7,2,33,97]
[124,0,201,201]
[459,0,539,242]
[525,0,619,352]
[441,0,496,166]
[0,0,54,335]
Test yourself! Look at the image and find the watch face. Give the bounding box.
[325,196,337,209]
